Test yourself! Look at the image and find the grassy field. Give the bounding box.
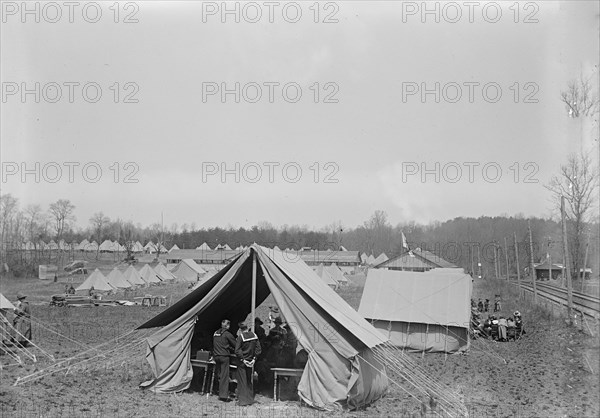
[1,271,599,417]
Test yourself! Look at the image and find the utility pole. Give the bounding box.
[493,243,499,279]
[469,237,474,277]
[582,230,590,292]
[504,237,510,280]
[561,196,574,323]
[528,221,537,302]
[514,232,521,287]
[477,245,482,279]
[548,251,552,281]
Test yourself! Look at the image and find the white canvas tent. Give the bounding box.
[373,253,389,266]
[196,242,211,250]
[171,259,206,282]
[358,269,472,354]
[0,293,16,310]
[154,263,176,281]
[124,265,147,287]
[87,241,99,252]
[75,269,114,292]
[106,267,132,289]
[99,240,116,252]
[315,263,339,289]
[76,239,90,251]
[145,242,156,253]
[137,245,389,409]
[132,241,145,253]
[168,244,180,252]
[327,263,348,285]
[139,264,161,285]
[22,241,35,251]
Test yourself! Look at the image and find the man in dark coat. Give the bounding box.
[235,322,262,406]
[13,292,31,347]
[254,317,266,342]
[213,319,237,401]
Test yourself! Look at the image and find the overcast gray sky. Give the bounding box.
[1,1,598,230]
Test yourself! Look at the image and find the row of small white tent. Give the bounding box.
[361,252,388,266]
[195,243,234,251]
[75,259,222,293]
[76,264,177,292]
[313,263,349,289]
[19,239,175,253]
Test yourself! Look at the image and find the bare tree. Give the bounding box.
[48,199,76,242]
[363,210,392,256]
[546,153,599,279]
[89,212,110,257]
[326,220,344,250]
[24,204,42,242]
[149,222,167,260]
[0,194,19,253]
[120,222,136,262]
[561,74,599,119]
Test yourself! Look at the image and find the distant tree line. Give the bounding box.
[1,193,598,280]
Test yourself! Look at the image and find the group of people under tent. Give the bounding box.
[209,306,308,406]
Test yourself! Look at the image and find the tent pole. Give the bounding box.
[422,323,429,359]
[404,321,411,353]
[251,249,257,333]
[444,326,449,363]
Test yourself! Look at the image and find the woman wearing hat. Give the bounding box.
[14,292,32,347]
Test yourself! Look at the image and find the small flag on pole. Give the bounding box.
[401,232,409,251]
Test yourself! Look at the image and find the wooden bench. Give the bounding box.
[191,359,237,396]
[272,368,303,401]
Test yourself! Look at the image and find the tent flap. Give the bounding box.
[140,316,196,393]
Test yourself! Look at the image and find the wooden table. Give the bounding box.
[190,359,214,394]
[191,359,237,396]
[272,368,303,401]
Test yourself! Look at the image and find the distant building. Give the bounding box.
[375,248,458,272]
[533,260,563,280]
[161,249,243,268]
[291,249,361,267]
[161,247,361,270]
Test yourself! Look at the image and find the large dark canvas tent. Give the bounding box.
[137,245,388,410]
[358,269,472,354]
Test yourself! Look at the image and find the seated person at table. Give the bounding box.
[294,349,308,369]
[268,317,287,342]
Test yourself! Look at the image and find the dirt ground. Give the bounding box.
[1,274,599,417]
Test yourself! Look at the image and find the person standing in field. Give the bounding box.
[477,299,483,312]
[213,319,237,402]
[494,296,502,313]
[235,322,262,406]
[484,299,490,312]
[13,292,31,347]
